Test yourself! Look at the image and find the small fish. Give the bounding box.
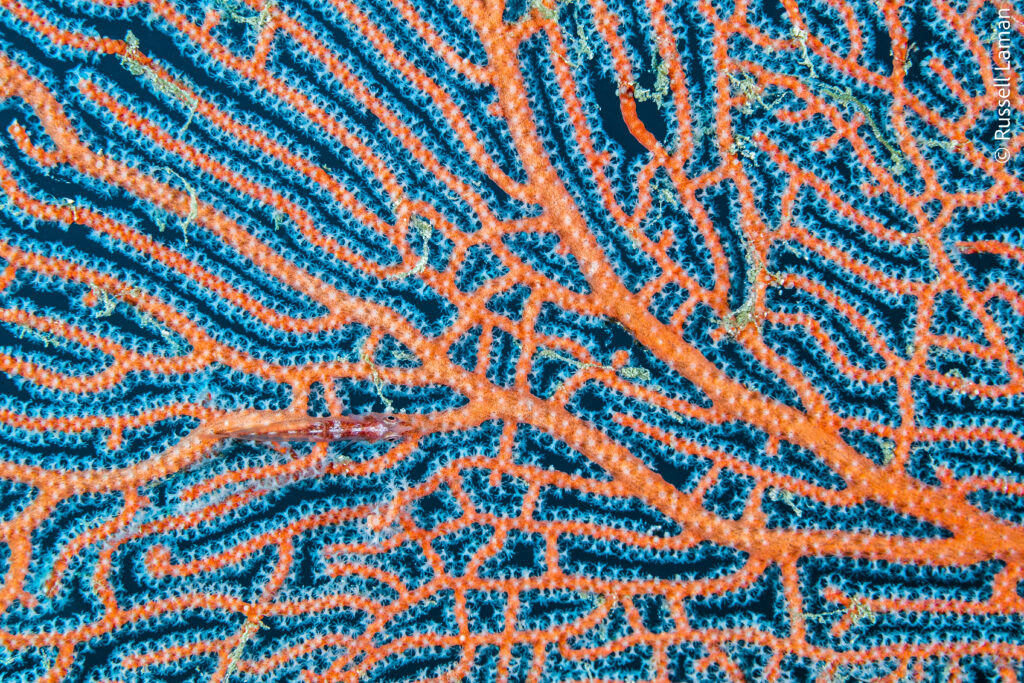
[210,412,414,443]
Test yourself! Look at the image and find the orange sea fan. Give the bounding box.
[0,0,1022,681]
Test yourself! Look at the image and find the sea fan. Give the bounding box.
[0,0,1022,681]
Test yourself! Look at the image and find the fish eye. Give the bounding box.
[385,415,397,422]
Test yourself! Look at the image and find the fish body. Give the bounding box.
[211,413,413,443]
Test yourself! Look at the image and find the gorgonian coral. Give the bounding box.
[0,0,1022,681]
